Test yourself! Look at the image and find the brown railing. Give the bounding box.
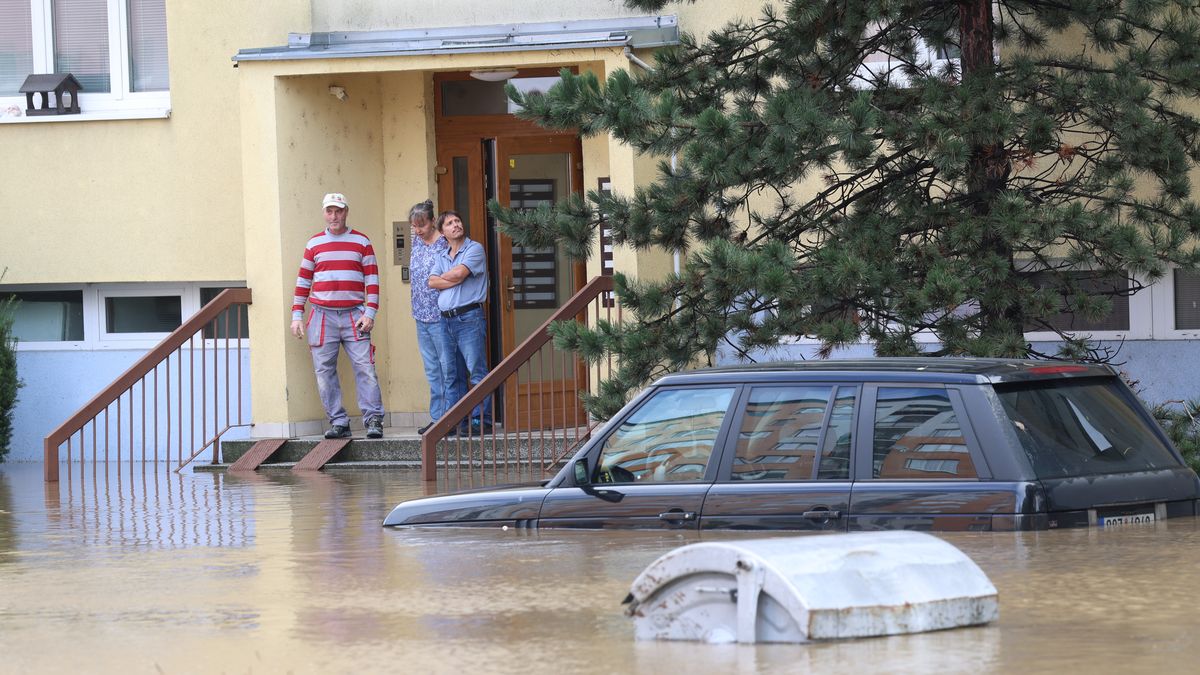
[421,276,619,481]
[43,289,253,482]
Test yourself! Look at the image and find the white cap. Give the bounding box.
[322,192,348,209]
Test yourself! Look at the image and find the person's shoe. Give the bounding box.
[417,422,434,435]
[324,424,351,439]
[470,420,493,434]
[365,416,384,439]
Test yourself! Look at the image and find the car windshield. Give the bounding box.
[995,377,1180,479]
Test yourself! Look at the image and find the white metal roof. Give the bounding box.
[233,16,678,62]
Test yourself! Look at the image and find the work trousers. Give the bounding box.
[305,305,384,427]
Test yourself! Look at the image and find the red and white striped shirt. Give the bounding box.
[292,228,380,320]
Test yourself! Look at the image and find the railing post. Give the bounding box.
[44,437,59,482]
[421,435,437,482]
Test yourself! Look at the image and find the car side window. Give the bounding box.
[817,386,856,480]
[595,387,735,484]
[873,387,977,479]
[731,385,833,481]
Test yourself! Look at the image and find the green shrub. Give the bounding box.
[0,294,20,462]
[1152,400,1200,474]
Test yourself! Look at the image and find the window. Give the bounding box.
[855,15,963,88]
[200,287,249,340]
[1174,268,1200,330]
[3,289,84,341]
[0,0,169,115]
[996,378,1181,478]
[104,294,181,334]
[0,282,245,349]
[438,76,560,116]
[818,387,856,479]
[595,387,735,483]
[730,385,856,482]
[1025,270,1130,333]
[873,387,976,479]
[509,179,558,308]
[733,386,832,481]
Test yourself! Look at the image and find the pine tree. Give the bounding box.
[493,0,1200,417]
[0,292,20,461]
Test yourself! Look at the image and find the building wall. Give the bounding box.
[0,0,311,286]
[241,70,388,433]
[6,349,252,463]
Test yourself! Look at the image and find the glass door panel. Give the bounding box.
[496,137,586,431]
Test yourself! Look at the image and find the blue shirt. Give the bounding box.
[432,238,488,312]
[409,234,447,323]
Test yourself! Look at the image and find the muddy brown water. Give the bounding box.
[2,462,1198,674]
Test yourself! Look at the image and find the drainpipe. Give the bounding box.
[623,46,657,73]
[624,46,681,277]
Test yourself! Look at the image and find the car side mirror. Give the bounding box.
[573,458,590,486]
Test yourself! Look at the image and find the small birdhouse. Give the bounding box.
[19,73,83,116]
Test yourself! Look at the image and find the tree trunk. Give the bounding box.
[959,1,1023,342]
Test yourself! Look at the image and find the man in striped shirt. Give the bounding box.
[290,192,385,439]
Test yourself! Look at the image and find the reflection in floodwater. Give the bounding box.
[2,462,1200,673]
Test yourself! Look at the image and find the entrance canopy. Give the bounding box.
[233,16,679,63]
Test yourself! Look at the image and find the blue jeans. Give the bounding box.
[440,307,491,424]
[416,319,451,421]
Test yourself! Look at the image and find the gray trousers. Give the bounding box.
[305,305,384,426]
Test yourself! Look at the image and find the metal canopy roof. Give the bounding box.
[233,15,678,62]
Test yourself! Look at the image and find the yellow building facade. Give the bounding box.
[1,1,740,452]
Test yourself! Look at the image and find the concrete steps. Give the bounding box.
[205,428,578,473]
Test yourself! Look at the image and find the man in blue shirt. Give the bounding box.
[407,200,450,434]
[428,210,492,432]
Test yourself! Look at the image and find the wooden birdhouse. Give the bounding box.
[19,74,83,116]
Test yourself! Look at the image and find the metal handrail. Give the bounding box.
[421,275,616,480]
[43,288,253,482]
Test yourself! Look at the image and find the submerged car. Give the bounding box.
[383,358,1200,531]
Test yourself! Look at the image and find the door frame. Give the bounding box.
[431,69,588,428]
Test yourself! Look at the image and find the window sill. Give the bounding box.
[0,107,171,124]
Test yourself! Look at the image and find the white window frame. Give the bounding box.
[1,283,89,349]
[1022,270,1153,342]
[1151,265,1200,339]
[852,19,965,89]
[0,0,171,124]
[98,285,187,342]
[2,282,245,351]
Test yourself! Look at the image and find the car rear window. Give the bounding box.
[995,377,1180,478]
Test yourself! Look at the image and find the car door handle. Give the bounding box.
[658,510,697,521]
[802,510,841,520]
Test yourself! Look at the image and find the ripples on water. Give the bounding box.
[2,462,1199,674]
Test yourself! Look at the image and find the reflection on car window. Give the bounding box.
[873,388,976,479]
[731,386,832,481]
[996,378,1179,478]
[817,386,856,479]
[596,387,735,484]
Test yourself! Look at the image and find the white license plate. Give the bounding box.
[1099,513,1155,527]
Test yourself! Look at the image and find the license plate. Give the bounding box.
[1099,513,1155,527]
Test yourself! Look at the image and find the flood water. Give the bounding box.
[3,462,1200,674]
